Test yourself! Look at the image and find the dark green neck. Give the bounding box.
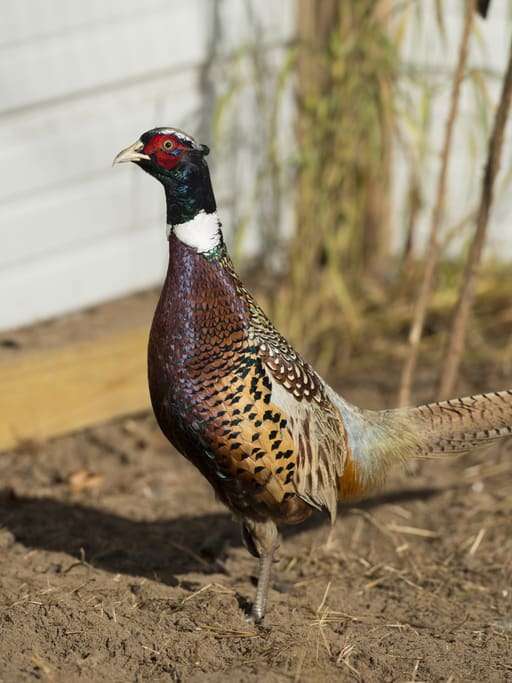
[160,159,217,226]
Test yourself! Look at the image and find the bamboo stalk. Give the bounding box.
[438,31,512,397]
[397,0,475,407]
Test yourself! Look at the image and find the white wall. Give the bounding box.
[1,1,511,332]
[394,0,512,256]
[0,0,294,331]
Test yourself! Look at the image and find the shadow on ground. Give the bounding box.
[0,486,442,585]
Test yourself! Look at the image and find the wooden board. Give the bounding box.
[0,327,150,452]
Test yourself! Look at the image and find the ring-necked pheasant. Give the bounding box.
[114,128,512,622]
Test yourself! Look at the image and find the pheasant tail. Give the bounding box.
[402,389,512,454]
[333,389,512,498]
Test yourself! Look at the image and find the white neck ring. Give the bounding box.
[169,210,221,253]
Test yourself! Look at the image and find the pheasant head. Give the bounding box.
[113,127,216,232]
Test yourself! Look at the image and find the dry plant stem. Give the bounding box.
[438,32,512,397]
[401,171,422,273]
[366,0,394,280]
[288,0,396,356]
[398,0,475,407]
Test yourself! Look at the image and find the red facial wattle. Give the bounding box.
[142,133,187,170]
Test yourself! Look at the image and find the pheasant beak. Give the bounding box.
[112,140,150,166]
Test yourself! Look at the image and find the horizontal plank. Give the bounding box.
[0,39,298,204]
[0,0,295,116]
[0,69,200,202]
[0,0,294,55]
[0,224,167,331]
[400,2,510,73]
[0,326,151,452]
[1,170,163,268]
[0,0,294,57]
[0,0,168,49]
[0,1,207,114]
[0,46,290,268]
[215,0,294,50]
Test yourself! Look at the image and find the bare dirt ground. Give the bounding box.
[0,301,511,681]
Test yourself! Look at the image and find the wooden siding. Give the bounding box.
[0,0,294,331]
[1,1,511,332]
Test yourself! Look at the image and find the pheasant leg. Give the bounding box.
[251,538,278,622]
[242,518,279,623]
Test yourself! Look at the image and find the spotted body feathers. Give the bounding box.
[148,234,512,532]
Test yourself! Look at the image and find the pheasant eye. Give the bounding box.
[162,139,174,150]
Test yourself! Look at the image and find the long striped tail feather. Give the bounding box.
[404,389,512,455]
[332,388,512,498]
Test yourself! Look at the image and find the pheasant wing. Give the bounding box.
[250,302,349,520]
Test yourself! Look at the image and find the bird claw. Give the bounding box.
[244,604,265,625]
[246,610,262,625]
[245,611,272,633]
